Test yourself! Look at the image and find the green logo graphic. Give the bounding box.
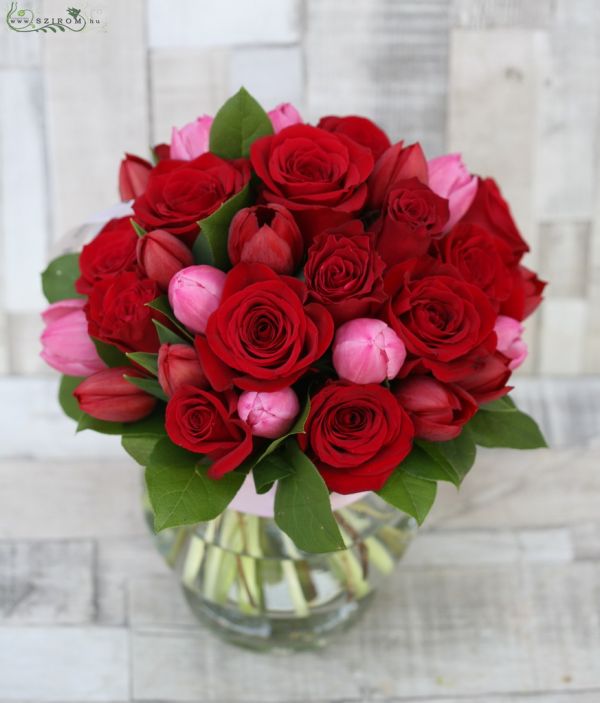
[6,2,87,33]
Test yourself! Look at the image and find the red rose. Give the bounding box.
[250,124,374,242]
[228,204,303,275]
[304,221,386,325]
[385,257,496,362]
[76,218,138,295]
[165,385,252,478]
[119,153,152,201]
[86,271,163,353]
[196,263,334,392]
[298,381,414,494]
[437,222,514,306]
[132,153,250,242]
[74,367,157,422]
[317,115,391,160]
[136,229,193,290]
[374,178,449,266]
[500,265,546,321]
[461,177,529,262]
[393,376,477,441]
[368,141,428,209]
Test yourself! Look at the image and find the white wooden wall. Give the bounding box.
[1,0,599,384]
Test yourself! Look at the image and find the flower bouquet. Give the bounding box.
[41,88,547,649]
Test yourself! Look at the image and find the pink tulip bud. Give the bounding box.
[168,265,226,334]
[137,229,194,290]
[494,315,528,370]
[158,343,208,397]
[74,367,157,422]
[118,153,152,201]
[332,318,406,384]
[170,115,213,160]
[228,204,303,274]
[268,103,303,133]
[237,387,300,439]
[40,299,106,377]
[427,153,477,232]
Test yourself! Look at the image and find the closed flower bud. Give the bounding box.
[40,299,106,377]
[119,153,152,201]
[168,265,226,334]
[237,387,300,439]
[494,315,528,370]
[268,103,302,133]
[333,318,406,384]
[137,229,194,290]
[170,115,213,160]
[228,204,303,275]
[158,343,208,397]
[394,376,478,441]
[74,367,157,422]
[427,153,477,232]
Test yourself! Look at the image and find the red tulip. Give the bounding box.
[158,344,208,397]
[118,153,152,201]
[137,229,194,290]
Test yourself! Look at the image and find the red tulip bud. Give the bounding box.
[74,367,157,422]
[158,344,208,397]
[228,204,303,274]
[137,229,194,290]
[118,153,152,201]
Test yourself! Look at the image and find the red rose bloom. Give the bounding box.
[367,141,428,209]
[298,381,414,494]
[374,178,449,266]
[250,124,374,242]
[317,115,391,160]
[437,222,514,306]
[165,385,252,478]
[500,265,546,321]
[393,375,477,441]
[76,217,139,295]
[132,153,250,242]
[196,263,334,391]
[384,257,496,362]
[461,177,529,263]
[304,221,386,325]
[86,271,163,353]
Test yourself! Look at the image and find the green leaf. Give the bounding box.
[146,438,244,530]
[400,444,457,485]
[146,296,193,341]
[193,184,251,269]
[121,434,163,465]
[274,443,345,553]
[466,407,548,449]
[41,254,83,303]
[124,375,168,402]
[130,219,146,238]
[209,87,273,160]
[77,413,126,435]
[126,352,159,376]
[153,319,188,345]
[480,395,517,412]
[253,453,294,494]
[377,470,437,525]
[92,338,129,368]
[58,375,85,422]
[251,396,310,470]
[77,408,166,437]
[415,431,477,487]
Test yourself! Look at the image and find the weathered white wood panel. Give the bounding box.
[538,299,587,375]
[42,0,149,237]
[147,0,301,49]
[305,0,450,157]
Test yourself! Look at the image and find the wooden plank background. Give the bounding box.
[1,0,598,388]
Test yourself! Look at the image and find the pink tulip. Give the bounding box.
[168,265,226,334]
[40,299,106,377]
[268,103,302,133]
[332,318,406,384]
[494,315,528,370]
[170,115,213,160]
[427,153,477,232]
[237,387,300,439]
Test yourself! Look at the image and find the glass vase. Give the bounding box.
[143,492,416,652]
